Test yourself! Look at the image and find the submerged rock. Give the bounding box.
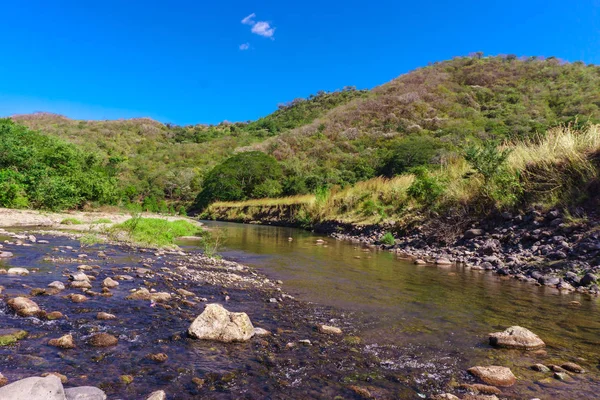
[467,366,516,387]
[88,333,118,347]
[64,386,107,399]
[188,303,254,343]
[146,390,166,400]
[0,375,65,400]
[96,312,116,320]
[147,353,168,362]
[488,326,545,350]
[562,362,585,373]
[7,267,29,275]
[7,296,41,317]
[0,328,28,346]
[126,288,171,302]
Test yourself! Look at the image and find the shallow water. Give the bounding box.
[188,221,600,399]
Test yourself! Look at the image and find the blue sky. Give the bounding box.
[1,0,599,125]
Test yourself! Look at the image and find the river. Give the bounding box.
[192,220,600,399]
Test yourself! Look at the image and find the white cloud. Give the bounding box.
[241,13,255,25]
[251,21,275,38]
[239,43,250,51]
[241,13,275,39]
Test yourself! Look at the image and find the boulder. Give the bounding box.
[435,258,452,265]
[177,288,194,297]
[48,281,65,290]
[489,326,545,350]
[102,278,119,288]
[0,375,65,400]
[70,281,92,289]
[0,372,7,387]
[88,333,118,347]
[40,372,67,384]
[431,395,459,400]
[561,362,585,373]
[69,272,90,282]
[531,363,550,373]
[0,328,28,346]
[458,383,501,395]
[69,294,88,303]
[7,267,29,275]
[46,312,64,320]
[126,288,171,302]
[65,386,107,400]
[188,303,254,343]
[467,366,516,387]
[580,273,597,286]
[48,334,75,349]
[146,390,166,400]
[0,251,13,258]
[7,297,41,317]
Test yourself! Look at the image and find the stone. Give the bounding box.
[0,251,13,258]
[435,257,452,265]
[69,294,88,303]
[96,312,116,320]
[46,311,63,320]
[64,386,107,400]
[7,267,29,275]
[146,390,167,400]
[70,272,90,282]
[459,383,501,395]
[7,296,41,317]
[126,288,171,302]
[88,333,118,347]
[0,328,28,346]
[177,288,194,297]
[41,372,67,384]
[561,362,585,373]
[48,281,65,290]
[188,303,254,343]
[531,363,550,373]
[431,395,460,400]
[147,353,168,362]
[0,375,65,400]
[489,326,545,350]
[318,324,343,335]
[467,366,517,387]
[464,229,485,239]
[48,334,75,349]
[554,372,569,381]
[0,372,7,387]
[580,273,597,286]
[102,277,119,288]
[70,281,92,289]
[120,375,134,384]
[414,259,426,265]
[253,327,271,336]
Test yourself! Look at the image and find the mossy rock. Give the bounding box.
[0,329,28,346]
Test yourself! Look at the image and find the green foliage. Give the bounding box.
[111,217,200,247]
[60,218,83,225]
[193,151,283,210]
[407,167,445,204]
[0,119,117,210]
[465,141,512,184]
[197,227,227,258]
[380,232,395,245]
[380,135,443,177]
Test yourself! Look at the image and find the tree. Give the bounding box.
[192,151,283,210]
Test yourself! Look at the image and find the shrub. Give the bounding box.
[380,232,395,245]
[407,167,445,204]
[111,217,200,247]
[379,135,442,177]
[60,218,83,225]
[465,141,512,184]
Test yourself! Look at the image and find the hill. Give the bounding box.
[8,54,600,213]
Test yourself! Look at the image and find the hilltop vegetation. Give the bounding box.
[7,55,600,216]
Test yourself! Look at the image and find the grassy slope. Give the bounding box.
[205,124,600,236]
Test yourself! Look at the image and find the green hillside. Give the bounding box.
[8,55,600,213]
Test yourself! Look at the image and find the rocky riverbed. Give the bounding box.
[0,227,475,399]
[331,208,600,296]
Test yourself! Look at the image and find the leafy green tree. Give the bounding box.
[192,151,283,210]
[379,135,442,177]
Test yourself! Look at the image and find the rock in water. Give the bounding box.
[488,326,545,350]
[562,362,585,373]
[65,386,107,399]
[7,297,41,317]
[0,375,65,400]
[147,390,166,400]
[318,324,343,335]
[48,334,75,349]
[467,366,517,387]
[7,267,29,275]
[88,333,118,347]
[102,277,119,288]
[96,312,116,320]
[188,303,254,343]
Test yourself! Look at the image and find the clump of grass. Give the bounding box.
[60,218,82,225]
[380,232,395,245]
[80,232,103,248]
[111,217,200,247]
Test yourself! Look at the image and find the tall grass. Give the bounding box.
[206,125,600,226]
[111,217,200,247]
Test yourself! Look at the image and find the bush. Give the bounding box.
[192,151,283,210]
[407,167,445,204]
[379,135,442,177]
[111,217,200,247]
[380,232,395,245]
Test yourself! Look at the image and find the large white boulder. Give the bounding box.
[0,375,65,400]
[188,303,254,343]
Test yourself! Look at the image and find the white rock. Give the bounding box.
[146,390,166,400]
[65,386,107,400]
[7,267,29,275]
[188,303,254,343]
[0,375,65,400]
[48,281,66,290]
